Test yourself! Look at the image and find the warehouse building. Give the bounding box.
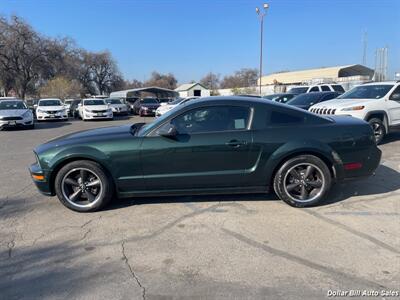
[257,64,374,93]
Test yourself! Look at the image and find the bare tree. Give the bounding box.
[220,68,258,89]
[200,72,220,94]
[0,16,52,99]
[145,71,177,90]
[79,50,122,95]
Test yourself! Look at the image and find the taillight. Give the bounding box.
[344,162,363,170]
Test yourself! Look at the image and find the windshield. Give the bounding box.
[287,93,321,105]
[105,99,122,104]
[83,99,106,105]
[141,98,158,104]
[39,99,62,106]
[337,85,394,99]
[0,101,27,110]
[169,98,184,105]
[288,87,308,94]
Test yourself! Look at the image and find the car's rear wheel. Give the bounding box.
[54,160,114,212]
[368,118,385,145]
[273,155,331,207]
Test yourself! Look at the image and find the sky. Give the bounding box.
[1,0,399,83]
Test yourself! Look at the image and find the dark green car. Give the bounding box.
[30,97,381,212]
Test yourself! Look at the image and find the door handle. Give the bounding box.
[225,139,247,148]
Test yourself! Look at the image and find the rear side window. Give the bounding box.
[309,86,319,92]
[270,110,304,125]
[321,85,331,91]
[332,85,345,92]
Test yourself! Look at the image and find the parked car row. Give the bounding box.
[263,81,400,144]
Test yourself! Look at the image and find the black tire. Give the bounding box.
[368,118,385,145]
[27,123,35,130]
[54,160,114,212]
[273,155,331,207]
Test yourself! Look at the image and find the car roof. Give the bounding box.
[362,81,398,86]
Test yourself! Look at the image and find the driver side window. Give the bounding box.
[170,106,250,134]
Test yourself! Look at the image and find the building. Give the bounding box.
[257,64,375,92]
[110,86,179,101]
[175,83,210,98]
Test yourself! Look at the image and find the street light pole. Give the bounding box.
[256,3,269,96]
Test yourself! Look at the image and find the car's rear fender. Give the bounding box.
[263,140,344,185]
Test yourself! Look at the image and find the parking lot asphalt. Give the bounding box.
[0,116,399,300]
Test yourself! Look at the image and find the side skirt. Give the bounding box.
[117,186,269,199]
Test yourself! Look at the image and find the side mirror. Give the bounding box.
[157,123,178,138]
[390,93,400,101]
[34,104,38,109]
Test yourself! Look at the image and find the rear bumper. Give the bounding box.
[29,163,54,196]
[337,146,382,181]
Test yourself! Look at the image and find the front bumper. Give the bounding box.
[29,162,54,196]
[0,118,34,128]
[83,111,113,119]
[36,112,68,120]
[140,109,156,116]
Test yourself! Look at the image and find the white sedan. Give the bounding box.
[79,99,113,121]
[36,98,68,121]
[155,97,199,117]
[105,98,129,115]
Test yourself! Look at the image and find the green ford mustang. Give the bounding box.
[30,97,381,212]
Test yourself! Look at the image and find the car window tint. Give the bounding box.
[332,85,345,93]
[321,85,331,91]
[171,106,250,134]
[309,86,319,92]
[270,110,304,125]
[389,86,400,101]
[321,93,337,101]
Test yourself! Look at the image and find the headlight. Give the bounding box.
[84,108,92,113]
[341,106,365,111]
[37,109,44,113]
[22,111,32,118]
[142,107,148,110]
[108,108,112,113]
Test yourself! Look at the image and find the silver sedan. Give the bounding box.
[0,99,34,130]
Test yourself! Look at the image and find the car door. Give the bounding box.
[387,85,400,125]
[139,105,257,190]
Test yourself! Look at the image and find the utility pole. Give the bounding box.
[256,3,269,96]
[362,31,367,66]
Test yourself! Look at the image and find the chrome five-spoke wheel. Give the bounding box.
[61,168,103,209]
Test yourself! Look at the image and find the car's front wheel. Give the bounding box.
[54,160,114,212]
[368,118,385,145]
[273,155,331,207]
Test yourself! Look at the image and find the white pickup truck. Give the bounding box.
[309,81,400,144]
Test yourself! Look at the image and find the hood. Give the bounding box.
[37,106,64,111]
[290,104,310,110]
[84,105,109,110]
[0,109,29,117]
[108,103,126,108]
[157,104,176,112]
[141,103,160,109]
[310,98,376,110]
[35,124,133,153]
